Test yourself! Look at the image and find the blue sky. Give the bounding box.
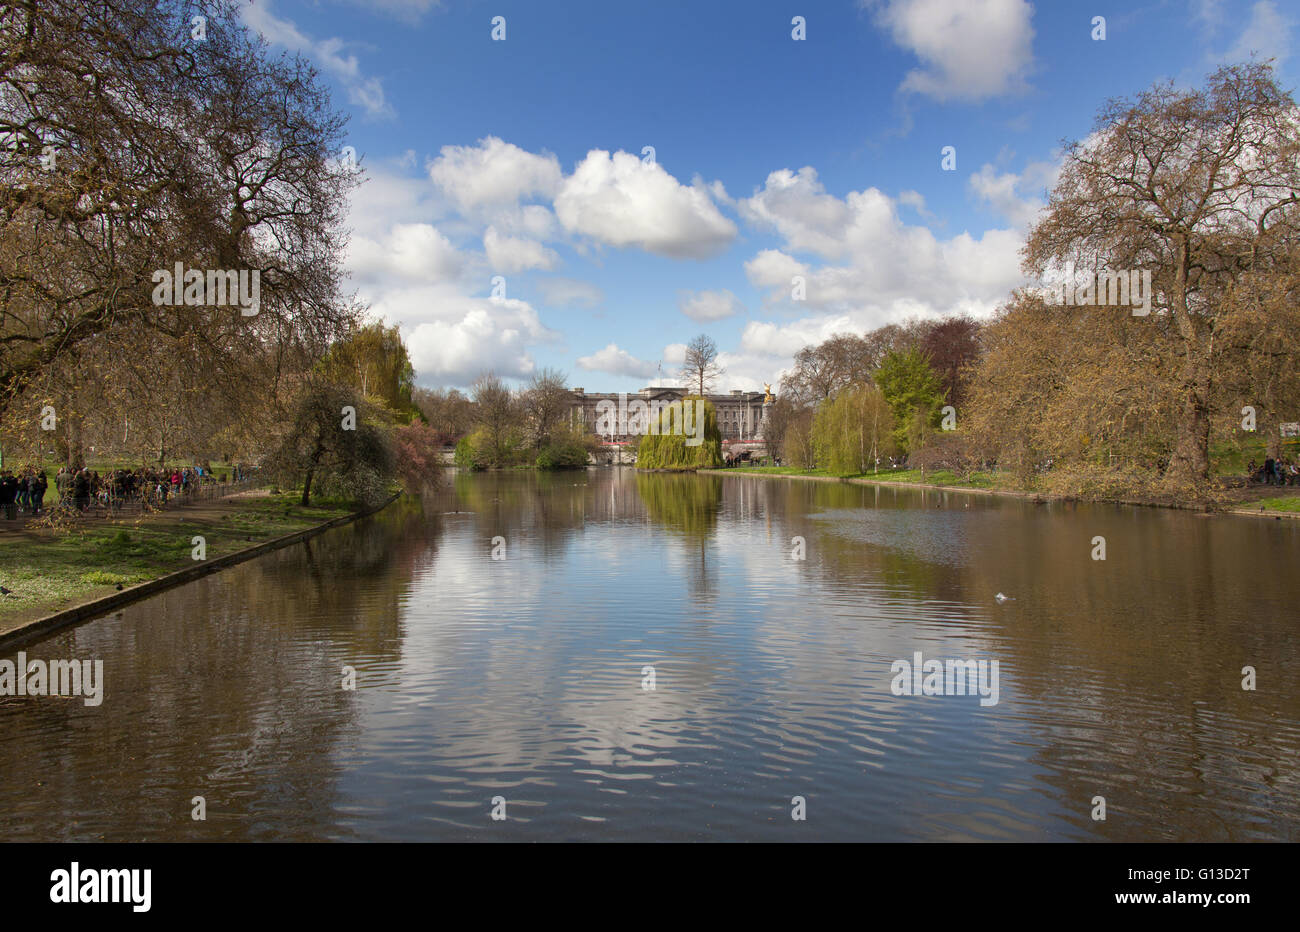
[240,0,1296,392]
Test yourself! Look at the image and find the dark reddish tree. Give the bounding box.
[919,316,983,407]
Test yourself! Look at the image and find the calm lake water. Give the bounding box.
[2,468,1297,841]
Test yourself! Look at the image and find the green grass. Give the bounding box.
[722,464,995,488]
[1211,436,1300,476]
[860,468,996,488]
[79,570,144,586]
[1256,496,1300,513]
[722,465,845,477]
[0,493,353,624]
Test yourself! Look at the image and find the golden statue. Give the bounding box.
[763,382,773,404]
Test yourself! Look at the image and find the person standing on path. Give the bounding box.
[0,471,17,519]
[73,468,90,511]
[33,470,47,514]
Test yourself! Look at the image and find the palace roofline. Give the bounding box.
[568,386,769,399]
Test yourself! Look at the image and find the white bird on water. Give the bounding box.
[995,592,1015,603]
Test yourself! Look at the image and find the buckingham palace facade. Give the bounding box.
[568,386,770,442]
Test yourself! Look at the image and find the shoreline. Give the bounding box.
[0,491,401,652]
[698,467,1037,498]
[699,468,1300,516]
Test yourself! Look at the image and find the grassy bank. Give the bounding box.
[715,464,1300,513]
[1256,495,1300,513]
[720,438,1297,489]
[0,491,353,627]
[720,465,996,489]
[1211,436,1300,476]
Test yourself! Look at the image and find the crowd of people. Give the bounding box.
[0,467,48,518]
[0,463,257,519]
[1248,457,1299,486]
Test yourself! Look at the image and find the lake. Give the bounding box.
[1,468,1296,841]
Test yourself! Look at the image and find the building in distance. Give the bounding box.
[569,385,770,442]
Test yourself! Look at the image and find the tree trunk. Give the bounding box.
[1168,357,1212,485]
[1261,382,1283,460]
[301,467,314,506]
[67,414,83,469]
[1166,248,1212,487]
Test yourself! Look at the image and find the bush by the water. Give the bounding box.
[455,422,593,469]
[454,433,486,470]
[535,441,589,469]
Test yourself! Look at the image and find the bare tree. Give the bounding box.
[521,368,571,450]
[780,333,876,406]
[414,387,475,442]
[680,334,725,395]
[1024,63,1300,488]
[470,373,519,465]
[762,396,805,461]
[0,0,360,418]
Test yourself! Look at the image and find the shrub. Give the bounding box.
[536,442,589,469]
[393,420,447,490]
[454,434,484,470]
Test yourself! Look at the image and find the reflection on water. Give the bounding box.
[1,469,1296,841]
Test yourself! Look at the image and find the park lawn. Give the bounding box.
[1211,436,1300,476]
[0,493,353,626]
[1257,496,1300,513]
[723,465,846,478]
[724,465,995,488]
[855,467,996,488]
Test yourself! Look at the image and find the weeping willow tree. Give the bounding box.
[636,396,723,470]
[811,383,895,475]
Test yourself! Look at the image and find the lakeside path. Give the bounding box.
[0,490,398,648]
[699,467,1300,517]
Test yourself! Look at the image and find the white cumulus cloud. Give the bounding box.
[678,289,743,322]
[484,227,559,273]
[576,343,660,379]
[555,150,737,259]
[740,165,1029,333]
[429,136,563,213]
[347,222,465,287]
[741,167,854,258]
[967,160,1058,230]
[865,0,1036,101]
[390,291,556,386]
